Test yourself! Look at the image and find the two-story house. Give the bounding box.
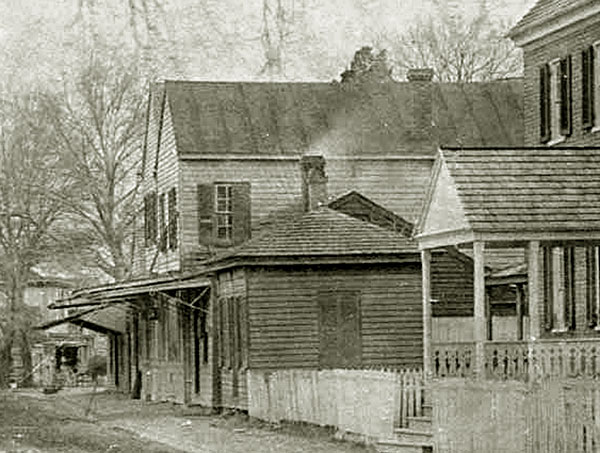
[54,72,524,406]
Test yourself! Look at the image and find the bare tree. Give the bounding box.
[49,53,146,281]
[0,94,78,387]
[389,0,522,82]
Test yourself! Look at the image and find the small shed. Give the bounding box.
[206,201,475,410]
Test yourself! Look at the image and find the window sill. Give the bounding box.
[547,136,566,146]
[551,327,569,334]
[593,325,600,332]
[591,125,600,134]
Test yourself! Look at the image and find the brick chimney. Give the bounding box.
[407,68,434,141]
[301,155,328,211]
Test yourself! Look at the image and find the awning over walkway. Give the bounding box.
[36,304,127,335]
[50,273,211,309]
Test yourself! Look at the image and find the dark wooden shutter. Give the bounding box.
[159,193,167,251]
[564,247,575,330]
[582,47,595,129]
[144,195,149,246]
[168,188,177,250]
[560,56,572,136]
[148,191,158,245]
[587,247,598,327]
[232,182,251,245]
[543,247,554,331]
[540,65,551,143]
[197,184,214,244]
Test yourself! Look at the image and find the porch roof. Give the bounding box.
[36,304,127,335]
[50,273,210,309]
[416,147,600,249]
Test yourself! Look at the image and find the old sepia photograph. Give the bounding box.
[1,0,598,451]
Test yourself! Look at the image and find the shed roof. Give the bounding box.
[208,207,418,268]
[417,147,600,248]
[160,79,523,157]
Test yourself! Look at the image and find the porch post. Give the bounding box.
[421,249,432,380]
[473,241,486,379]
[527,241,542,340]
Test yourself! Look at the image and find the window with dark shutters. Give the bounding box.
[168,188,177,250]
[197,182,251,245]
[543,247,554,331]
[318,291,361,369]
[540,64,551,142]
[159,193,167,252]
[144,192,158,246]
[587,247,600,328]
[560,56,572,137]
[582,46,595,129]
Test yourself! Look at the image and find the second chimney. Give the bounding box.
[407,68,434,141]
[301,155,328,212]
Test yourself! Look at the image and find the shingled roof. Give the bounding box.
[208,208,418,268]
[418,147,600,246]
[160,79,523,157]
[509,0,594,40]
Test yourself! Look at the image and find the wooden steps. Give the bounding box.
[375,416,433,453]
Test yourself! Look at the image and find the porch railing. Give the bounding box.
[433,339,600,380]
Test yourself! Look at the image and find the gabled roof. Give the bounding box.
[508,0,597,43]
[160,79,523,157]
[208,207,419,269]
[417,147,600,248]
[328,190,414,237]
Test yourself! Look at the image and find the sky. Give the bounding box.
[0,0,537,92]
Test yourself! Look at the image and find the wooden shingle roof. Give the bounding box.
[418,147,600,248]
[161,79,523,157]
[444,147,600,233]
[209,208,418,267]
[509,0,594,40]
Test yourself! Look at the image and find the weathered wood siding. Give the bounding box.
[431,251,475,317]
[179,157,434,264]
[246,264,425,371]
[134,89,181,276]
[216,269,248,410]
[180,159,303,261]
[326,157,431,224]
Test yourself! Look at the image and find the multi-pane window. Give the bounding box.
[215,184,233,240]
[543,246,576,332]
[197,182,250,245]
[540,56,572,143]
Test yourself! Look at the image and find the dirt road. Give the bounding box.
[0,388,374,453]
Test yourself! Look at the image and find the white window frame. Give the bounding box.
[215,184,233,241]
[551,247,568,332]
[548,59,565,145]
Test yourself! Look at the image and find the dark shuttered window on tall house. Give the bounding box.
[159,193,167,252]
[582,46,595,129]
[144,191,158,246]
[168,188,177,250]
[197,182,251,245]
[560,56,572,137]
[318,291,361,369]
[540,64,551,142]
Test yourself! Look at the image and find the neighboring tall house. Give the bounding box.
[509,0,600,147]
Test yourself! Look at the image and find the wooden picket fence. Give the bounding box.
[247,368,424,440]
[433,378,600,453]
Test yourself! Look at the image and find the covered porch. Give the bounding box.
[416,147,600,381]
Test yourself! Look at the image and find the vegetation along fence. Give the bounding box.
[433,378,600,453]
[248,368,424,440]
